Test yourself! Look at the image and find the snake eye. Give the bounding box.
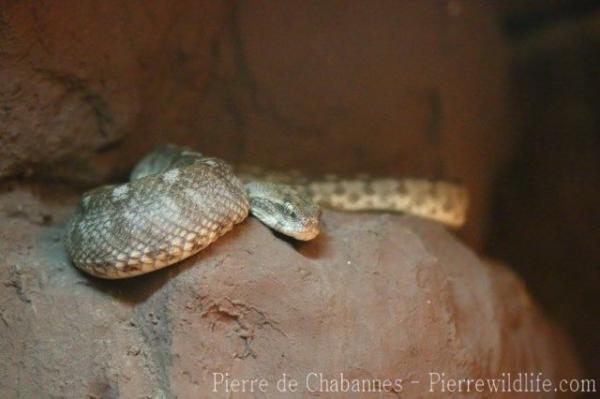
[283,203,297,218]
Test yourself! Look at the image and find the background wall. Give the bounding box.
[0,0,510,250]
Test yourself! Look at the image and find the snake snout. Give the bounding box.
[288,217,320,241]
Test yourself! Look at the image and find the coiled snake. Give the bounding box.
[64,144,468,279]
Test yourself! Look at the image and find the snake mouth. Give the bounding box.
[276,218,320,241]
[285,225,320,241]
[251,205,320,241]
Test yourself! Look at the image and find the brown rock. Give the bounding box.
[0,184,580,398]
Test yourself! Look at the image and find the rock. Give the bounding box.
[0,184,580,398]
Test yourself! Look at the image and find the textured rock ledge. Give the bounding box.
[0,184,580,398]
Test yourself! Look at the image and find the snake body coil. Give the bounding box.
[65,145,468,279]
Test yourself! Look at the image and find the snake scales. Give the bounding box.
[64,144,468,279]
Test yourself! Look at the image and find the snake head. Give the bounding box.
[245,182,320,241]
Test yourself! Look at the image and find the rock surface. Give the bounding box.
[0,184,580,398]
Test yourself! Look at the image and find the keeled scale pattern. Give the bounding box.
[64,158,249,278]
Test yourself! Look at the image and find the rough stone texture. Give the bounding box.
[0,184,580,398]
[0,1,511,248]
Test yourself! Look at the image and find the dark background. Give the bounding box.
[0,0,598,380]
[492,0,599,379]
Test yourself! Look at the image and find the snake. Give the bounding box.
[64,144,468,279]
